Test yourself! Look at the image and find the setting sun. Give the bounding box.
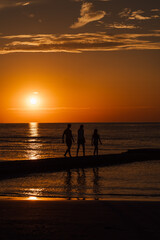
[27,92,41,108]
[0,0,160,124]
[0,1,160,239]
[30,97,37,105]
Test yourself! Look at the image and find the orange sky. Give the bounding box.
[0,0,160,122]
[1,51,160,123]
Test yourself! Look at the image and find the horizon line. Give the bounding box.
[0,121,160,124]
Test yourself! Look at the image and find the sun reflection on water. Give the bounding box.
[29,122,39,138]
[28,122,39,160]
[28,196,38,200]
[23,188,43,200]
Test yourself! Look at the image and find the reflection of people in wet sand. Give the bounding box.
[76,168,86,200]
[62,124,74,157]
[93,168,100,200]
[65,169,72,200]
[76,125,85,156]
[92,129,102,156]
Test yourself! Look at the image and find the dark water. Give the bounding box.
[0,123,160,200]
[0,123,160,161]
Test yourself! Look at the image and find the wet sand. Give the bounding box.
[1,148,160,180]
[0,200,160,240]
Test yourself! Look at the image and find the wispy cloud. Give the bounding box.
[119,8,159,20]
[0,0,31,9]
[153,30,160,33]
[8,107,90,111]
[107,23,137,29]
[70,2,106,28]
[129,10,151,20]
[119,8,132,18]
[1,31,160,54]
[8,105,153,112]
[151,9,160,12]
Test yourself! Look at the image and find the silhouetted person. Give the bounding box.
[92,129,102,156]
[62,124,74,157]
[76,125,85,156]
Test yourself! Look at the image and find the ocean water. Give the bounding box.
[0,123,160,200]
[0,123,160,161]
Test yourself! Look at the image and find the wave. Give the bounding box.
[0,136,61,139]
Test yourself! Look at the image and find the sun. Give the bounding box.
[30,97,37,105]
[27,92,41,108]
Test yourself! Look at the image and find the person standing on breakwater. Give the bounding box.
[62,124,74,157]
[77,124,85,156]
[92,129,102,156]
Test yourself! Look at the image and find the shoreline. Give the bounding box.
[0,196,160,202]
[0,148,160,180]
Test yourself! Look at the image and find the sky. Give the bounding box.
[0,0,160,123]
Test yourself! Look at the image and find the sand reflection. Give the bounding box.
[76,169,86,200]
[93,168,100,200]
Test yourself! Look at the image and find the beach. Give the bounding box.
[1,149,160,180]
[0,200,160,240]
[1,0,160,238]
[0,124,160,239]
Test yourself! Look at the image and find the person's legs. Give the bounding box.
[94,146,96,156]
[77,143,80,156]
[64,151,67,157]
[94,145,98,156]
[64,147,69,157]
[64,143,68,157]
[65,142,72,157]
[68,143,72,157]
[96,146,99,156]
[82,143,85,156]
[68,148,71,157]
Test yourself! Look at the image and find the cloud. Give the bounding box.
[153,30,160,33]
[0,31,160,54]
[8,107,90,111]
[107,23,137,29]
[151,15,159,19]
[119,8,159,20]
[129,10,151,20]
[70,2,106,28]
[16,2,30,7]
[0,1,31,9]
[151,9,160,12]
[119,8,131,18]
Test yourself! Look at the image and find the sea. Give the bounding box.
[0,123,160,201]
